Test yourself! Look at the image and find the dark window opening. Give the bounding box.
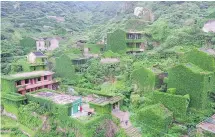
[16,80,21,86]
[209,76,211,83]
[26,90,30,93]
[38,77,41,81]
[44,76,47,80]
[136,43,141,48]
[45,85,48,88]
[25,79,29,84]
[33,67,36,71]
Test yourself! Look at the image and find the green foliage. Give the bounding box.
[168,63,214,109]
[107,29,126,53]
[89,103,112,114]
[103,50,120,58]
[147,20,170,42]
[136,104,173,137]
[131,66,155,95]
[55,54,76,84]
[167,88,176,94]
[85,44,104,54]
[153,91,190,118]
[18,102,43,130]
[19,37,36,54]
[185,48,215,72]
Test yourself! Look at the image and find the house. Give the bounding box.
[36,37,62,51]
[1,71,58,95]
[89,95,123,114]
[26,90,82,116]
[107,29,146,54]
[27,51,47,71]
[168,63,214,109]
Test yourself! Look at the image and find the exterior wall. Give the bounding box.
[48,39,59,50]
[27,52,37,64]
[89,103,111,114]
[107,29,145,53]
[36,40,46,51]
[15,75,55,95]
[168,65,212,109]
[1,79,16,93]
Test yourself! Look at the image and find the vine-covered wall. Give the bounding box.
[107,29,127,53]
[89,103,112,114]
[131,67,155,95]
[153,91,190,118]
[1,78,16,93]
[55,54,76,81]
[136,103,173,136]
[168,64,213,109]
[185,49,215,72]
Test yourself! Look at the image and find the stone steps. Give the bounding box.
[125,126,142,137]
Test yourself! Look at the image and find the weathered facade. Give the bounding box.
[36,37,61,51]
[1,71,58,95]
[107,29,146,54]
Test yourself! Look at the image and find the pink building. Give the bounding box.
[2,71,58,95]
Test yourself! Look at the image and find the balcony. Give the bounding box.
[17,80,58,92]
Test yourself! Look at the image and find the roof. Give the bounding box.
[196,114,215,134]
[2,71,54,80]
[32,51,46,57]
[200,48,215,57]
[171,63,211,74]
[89,96,123,106]
[32,91,81,105]
[100,58,120,64]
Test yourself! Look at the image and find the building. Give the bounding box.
[107,29,146,54]
[89,95,123,114]
[196,114,215,135]
[168,63,214,109]
[26,90,82,116]
[1,71,58,95]
[27,51,47,71]
[36,37,62,51]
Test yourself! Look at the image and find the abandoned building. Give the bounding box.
[107,29,146,54]
[1,71,58,95]
[27,51,47,71]
[36,37,62,51]
[89,95,123,114]
[26,91,82,116]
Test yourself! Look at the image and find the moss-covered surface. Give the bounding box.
[131,66,155,95]
[153,91,190,118]
[136,103,173,136]
[168,63,214,109]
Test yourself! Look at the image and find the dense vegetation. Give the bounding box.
[1,1,215,137]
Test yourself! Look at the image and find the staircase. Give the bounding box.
[125,126,142,137]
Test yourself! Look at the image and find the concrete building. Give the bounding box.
[36,37,62,51]
[1,71,58,95]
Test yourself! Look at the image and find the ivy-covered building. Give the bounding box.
[168,63,214,109]
[107,29,146,54]
[89,95,123,114]
[26,90,82,116]
[26,51,47,71]
[136,103,173,136]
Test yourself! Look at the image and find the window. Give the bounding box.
[33,67,36,71]
[209,76,211,83]
[25,79,29,84]
[16,80,21,86]
[45,85,48,88]
[44,76,47,80]
[37,77,41,82]
[136,43,141,48]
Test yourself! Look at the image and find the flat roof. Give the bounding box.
[197,114,215,134]
[2,71,54,80]
[32,91,81,105]
[89,96,123,106]
[200,48,215,57]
